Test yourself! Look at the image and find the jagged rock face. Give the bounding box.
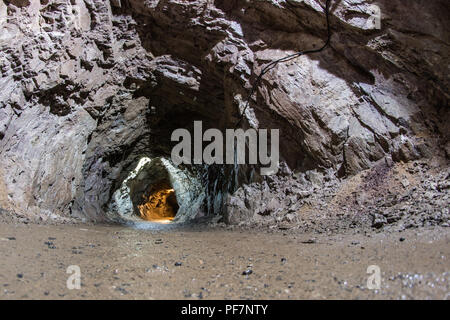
[0,0,448,223]
[109,156,205,223]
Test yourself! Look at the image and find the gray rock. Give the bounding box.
[0,0,447,227]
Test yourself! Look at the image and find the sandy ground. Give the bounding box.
[0,222,449,300]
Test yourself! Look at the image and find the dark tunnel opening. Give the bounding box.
[108,156,208,225]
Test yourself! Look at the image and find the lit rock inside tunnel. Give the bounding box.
[138,181,178,223]
[108,157,206,225]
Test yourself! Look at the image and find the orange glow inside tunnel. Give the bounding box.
[138,188,178,223]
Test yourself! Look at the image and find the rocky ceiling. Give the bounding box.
[0,0,448,224]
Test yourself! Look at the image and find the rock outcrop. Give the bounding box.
[0,0,448,226]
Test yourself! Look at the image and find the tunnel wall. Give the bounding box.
[0,0,448,223]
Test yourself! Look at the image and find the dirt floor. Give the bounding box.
[0,221,448,299]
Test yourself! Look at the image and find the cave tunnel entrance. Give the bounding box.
[110,156,205,225]
[137,179,179,223]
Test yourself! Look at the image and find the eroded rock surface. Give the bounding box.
[0,0,448,227]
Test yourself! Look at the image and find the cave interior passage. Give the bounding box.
[110,156,203,224]
[138,179,179,223]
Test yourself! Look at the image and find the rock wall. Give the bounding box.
[0,0,448,223]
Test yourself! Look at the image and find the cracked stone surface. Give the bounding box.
[0,0,448,227]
